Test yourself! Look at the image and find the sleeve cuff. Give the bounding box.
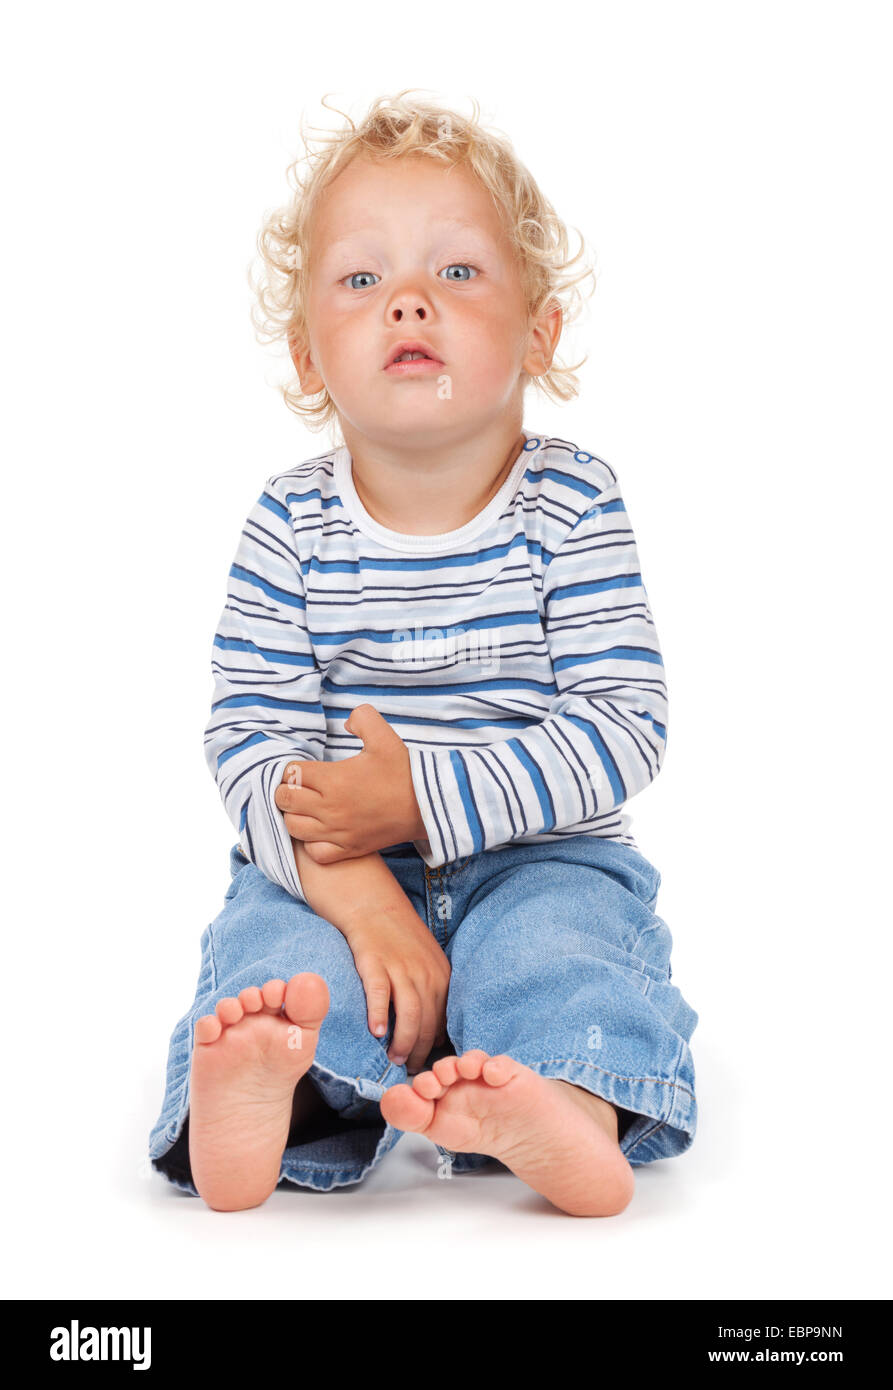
[245,753,309,903]
[408,744,447,866]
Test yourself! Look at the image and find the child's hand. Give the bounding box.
[275,704,427,863]
[338,906,451,1074]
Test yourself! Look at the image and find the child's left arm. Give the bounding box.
[406,476,668,864]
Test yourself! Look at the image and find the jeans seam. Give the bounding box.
[518,1055,695,1101]
[424,864,439,942]
[205,923,219,995]
[625,1119,668,1156]
[435,866,446,945]
[623,1031,690,1155]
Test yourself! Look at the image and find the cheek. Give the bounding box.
[459,331,523,398]
[314,329,366,392]
[459,306,524,373]
[467,359,514,399]
[308,299,364,369]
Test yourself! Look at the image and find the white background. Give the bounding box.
[3,0,891,1301]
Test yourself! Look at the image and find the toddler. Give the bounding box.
[148,92,699,1217]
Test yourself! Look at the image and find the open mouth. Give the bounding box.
[384,342,444,371]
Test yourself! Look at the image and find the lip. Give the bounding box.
[384,358,444,377]
[383,340,444,371]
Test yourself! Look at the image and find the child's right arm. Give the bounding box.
[292,838,450,1075]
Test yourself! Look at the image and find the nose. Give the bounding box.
[387,281,432,323]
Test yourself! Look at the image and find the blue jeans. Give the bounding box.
[148,836,699,1193]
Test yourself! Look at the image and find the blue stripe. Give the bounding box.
[258,491,291,523]
[638,711,667,740]
[214,694,324,714]
[213,635,316,667]
[509,739,557,830]
[448,751,485,852]
[231,563,305,610]
[218,729,268,768]
[548,573,643,602]
[565,712,626,802]
[552,644,664,670]
[538,467,604,500]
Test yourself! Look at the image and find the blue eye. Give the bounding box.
[341,264,479,289]
[440,264,478,281]
[343,271,380,289]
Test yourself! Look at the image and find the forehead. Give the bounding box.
[311,154,507,249]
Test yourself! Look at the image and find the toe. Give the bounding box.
[481,1054,518,1087]
[456,1049,490,1081]
[238,987,264,1013]
[215,996,243,1027]
[260,978,286,1012]
[194,1013,222,1044]
[380,1082,435,1133]
[432,1056,460,1086]
[283,973,329,1030]
[412,1070,447,1100]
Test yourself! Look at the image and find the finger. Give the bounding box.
[354,954,391,1042]
[431,979,449,1049]
[280,762,322,789]
[300,839,355,864]
[406,988,440,1075]
[406,978,442,1073]
[282,813,336,840]
[388,975,422,1068]
[275,784,325,814]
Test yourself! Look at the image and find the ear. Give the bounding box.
[287,326,324,395]
[523,298,563,378]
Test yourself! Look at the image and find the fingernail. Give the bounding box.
[391,1054,406,1067]
[373,1024,386,1036]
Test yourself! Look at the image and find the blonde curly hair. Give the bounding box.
[249,89,597,444]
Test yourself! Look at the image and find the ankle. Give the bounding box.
[551,1080,621,1142]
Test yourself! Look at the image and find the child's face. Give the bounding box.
[292,154,555,446]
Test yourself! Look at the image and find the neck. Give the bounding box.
[341,418,527,536]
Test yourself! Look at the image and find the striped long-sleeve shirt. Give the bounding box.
[204,432,668,904]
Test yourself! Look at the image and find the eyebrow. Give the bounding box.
[323,217,491,255]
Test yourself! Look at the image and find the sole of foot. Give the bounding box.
[380,1049,635,1217]
[188,972,329,1212]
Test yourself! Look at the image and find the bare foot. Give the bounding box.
[188,973,329,1211]
[380,1050,635,1217]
